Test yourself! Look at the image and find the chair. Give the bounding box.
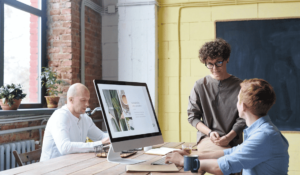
[13,149,42,166]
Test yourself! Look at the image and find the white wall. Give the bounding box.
[117,0,158,110]
[102,0,119,81]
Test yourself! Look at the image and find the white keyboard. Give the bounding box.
[151,156,166,165]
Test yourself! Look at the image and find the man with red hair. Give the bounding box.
[167,78,289,175]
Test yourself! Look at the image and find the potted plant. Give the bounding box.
[0,83,27,110]
[40,67,63,108]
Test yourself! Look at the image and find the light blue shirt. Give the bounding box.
[218,115,289,175]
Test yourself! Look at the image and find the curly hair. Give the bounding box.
[198,38,231,64]
[239,78,276,117]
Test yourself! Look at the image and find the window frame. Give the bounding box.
[0,0,47,108]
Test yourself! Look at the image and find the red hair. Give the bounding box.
[240,78,276,117]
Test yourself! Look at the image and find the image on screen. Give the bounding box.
[97,84,159,139]
[102,89,134,132]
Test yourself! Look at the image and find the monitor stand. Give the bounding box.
[107,146,145,164]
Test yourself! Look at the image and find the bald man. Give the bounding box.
[40,83,110,161]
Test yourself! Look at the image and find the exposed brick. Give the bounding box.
[50,9,60,15]
[61,60,72,66]
[62,22,71,28]
[65,2,71,8]
[62,72,72,79]
[53,29,71,35]
[53,41,72,47]
[52,3,60,9]
[61,8,71,15]
[52,15,71,22]
[52,53,72,61]
[62,35,71,40]
[62,47,72,53]
[49,47,60,53]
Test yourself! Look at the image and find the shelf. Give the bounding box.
[0,108,56,115]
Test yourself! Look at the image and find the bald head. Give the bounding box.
[67,83,89,100]
[66,83,90,117]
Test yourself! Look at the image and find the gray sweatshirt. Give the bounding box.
[187,75,246,146]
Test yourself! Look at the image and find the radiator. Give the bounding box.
[0,140,35,171]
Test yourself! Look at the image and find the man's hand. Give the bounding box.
[215,135,230,147]
[101,137,110,145]
[165,152,184,167]
[172,149,190,156]
[210,131,220,143]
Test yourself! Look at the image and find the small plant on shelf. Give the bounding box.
[40,67,63,96]
[0,83,26,110]
[40,67,63,108]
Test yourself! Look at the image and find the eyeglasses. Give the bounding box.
[205,60,224,69]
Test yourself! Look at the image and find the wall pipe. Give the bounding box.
[80,0,103,85]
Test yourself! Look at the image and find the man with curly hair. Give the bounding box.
[166,78,289,175]
[188,38,246,162]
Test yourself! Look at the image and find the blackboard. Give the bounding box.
[216,19,300,131]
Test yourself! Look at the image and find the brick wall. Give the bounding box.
[0,119,41,144]
[47,0,102,118]
[0,0,103,145]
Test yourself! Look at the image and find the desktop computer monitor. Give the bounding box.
[93,80,164,164]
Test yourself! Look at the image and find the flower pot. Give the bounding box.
[0,99,22,110]
[45,96,60,108]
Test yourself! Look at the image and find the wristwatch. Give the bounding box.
[208,130,212,137]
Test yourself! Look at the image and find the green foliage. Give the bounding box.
[0,83,27,107]
[110,90,128,131]
[40,67,63,96]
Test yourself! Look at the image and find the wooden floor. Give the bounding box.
[1,142,199,175]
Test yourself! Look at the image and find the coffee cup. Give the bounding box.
[184,155,200,172]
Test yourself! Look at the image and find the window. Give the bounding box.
[0,0,47,108]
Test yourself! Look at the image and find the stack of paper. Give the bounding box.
[144,147,180,155]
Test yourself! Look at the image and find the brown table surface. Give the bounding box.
[1,142,198,175]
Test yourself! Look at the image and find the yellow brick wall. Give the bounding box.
[158,1,300,174]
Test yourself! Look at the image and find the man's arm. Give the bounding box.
[187,83,210,135]
[87,116,109,142]
[215,130,237,146]
[199,159,223,175]
[51,114,104,155]
[217,131,271,175]
[198,150,224,159]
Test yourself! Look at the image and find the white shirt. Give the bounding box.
[40,105,108,161]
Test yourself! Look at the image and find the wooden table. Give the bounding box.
[1,142,198,175]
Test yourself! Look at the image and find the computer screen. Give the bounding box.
[93,80,163,158]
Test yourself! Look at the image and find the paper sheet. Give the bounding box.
[144,147,180,155]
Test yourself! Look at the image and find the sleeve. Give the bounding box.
[217,131,271,175]
[86,116,109,141]
[51,113,103,155]
[223,144,241,155]
[187,82,203,128]
[232,117,246,136]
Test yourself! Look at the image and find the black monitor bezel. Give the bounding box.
[93,79,162,143]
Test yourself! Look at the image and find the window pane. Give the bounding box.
[4,4,41,103]
[17,0,41,10]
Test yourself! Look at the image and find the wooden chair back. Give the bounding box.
[13,149,42,166]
